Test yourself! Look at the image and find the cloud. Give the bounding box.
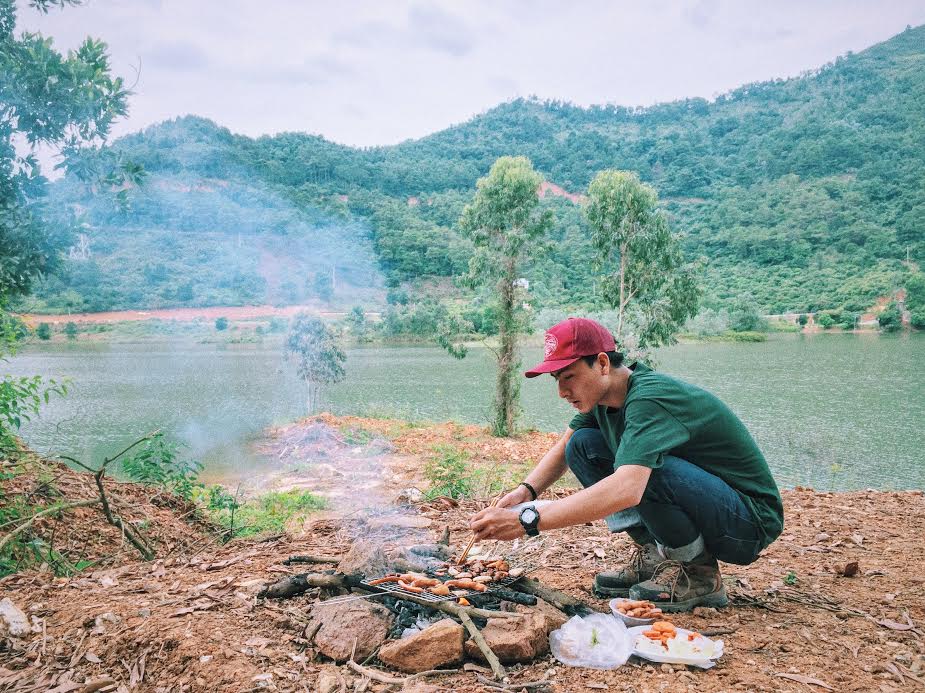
[145,40,209,71]
[407,4,476,57]
[236,54,356,87]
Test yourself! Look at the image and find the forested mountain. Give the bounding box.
[23,24,925,316]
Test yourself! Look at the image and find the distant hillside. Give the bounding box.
[24,24,925,316]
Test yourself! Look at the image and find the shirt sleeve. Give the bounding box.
[615,399,690,469]
[569,411,598,431]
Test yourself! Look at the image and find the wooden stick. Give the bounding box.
[475,674,552,690]
[345,661,458,685]
[512,576,595,616]
[457,495,500,564]
[458,609,505,680]
[282,554,340,565]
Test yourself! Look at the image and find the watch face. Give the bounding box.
[522,508,538,524]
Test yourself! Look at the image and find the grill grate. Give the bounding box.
[359,561,536,602]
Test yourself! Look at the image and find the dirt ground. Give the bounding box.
[1,416,923,693]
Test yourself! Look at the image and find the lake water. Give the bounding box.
[5,333,924,491]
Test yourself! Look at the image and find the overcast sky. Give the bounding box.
[17,0,925,148]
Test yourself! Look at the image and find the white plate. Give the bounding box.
[609,598,658,626]
[627,625,724,669]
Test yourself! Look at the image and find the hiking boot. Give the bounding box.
[628,554,728,612]
[593,543,662,598]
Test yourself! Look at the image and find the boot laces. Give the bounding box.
[649,559,692,600]
[627,543,648,573]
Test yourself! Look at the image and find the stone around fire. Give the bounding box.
[377,618,465,673]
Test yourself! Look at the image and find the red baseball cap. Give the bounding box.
[525,318,616,378]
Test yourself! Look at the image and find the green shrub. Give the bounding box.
[64,322,78,340]
[878,302,902,332]
[817,313,835,329]
[36,323,51,340]
[120,434,203,500]
[214,317,229,331]
[423,446,473,499]
[910,311,925,330]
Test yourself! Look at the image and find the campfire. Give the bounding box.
[258,520,587,683]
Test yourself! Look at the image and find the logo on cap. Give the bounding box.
[543,333,558,359]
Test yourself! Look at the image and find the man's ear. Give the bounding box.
[597,352,610,375]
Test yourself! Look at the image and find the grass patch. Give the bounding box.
[201,487,328,538]
[422,444,530,500]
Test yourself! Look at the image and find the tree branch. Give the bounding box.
[0,499,100,554]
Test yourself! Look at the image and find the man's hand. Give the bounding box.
[496,484,532,509]
[469,507,525,541]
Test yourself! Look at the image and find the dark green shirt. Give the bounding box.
[569,362,784,546]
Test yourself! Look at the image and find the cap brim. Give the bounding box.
[524,356,581,378]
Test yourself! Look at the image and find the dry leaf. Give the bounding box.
[775,673,834,690]
[83,652,101,663]
[876,619,914,631]
[593,548,606,559]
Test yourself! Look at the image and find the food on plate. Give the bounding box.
[634,625,719,660]
[428,583,451,596]
[614,599,663,620]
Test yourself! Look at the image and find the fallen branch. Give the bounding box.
[282,554,341,565]
[475,674,552,690]
[0,499,101,554]
[458,609,504,680]
[259,572,362,599]
[345,661,458,685]
[512,576,594,616]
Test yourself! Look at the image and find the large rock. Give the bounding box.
[505,599,568,634]
[464,612,548,664]
[310,600,393,663]
[0,598,30,638]
[377,618,464,673]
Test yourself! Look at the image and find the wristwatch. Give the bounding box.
[519,506,541,537]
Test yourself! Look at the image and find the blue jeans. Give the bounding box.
[565,427,764,565]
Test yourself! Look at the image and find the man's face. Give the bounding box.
[552,355,608,413]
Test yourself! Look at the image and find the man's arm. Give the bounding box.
[496,427,574,508]
[470,463,651,541]
[537,464,651,530]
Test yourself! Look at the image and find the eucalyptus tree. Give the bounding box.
[459,156,553,437]
[284,313,346,413]
[585,170,700,353]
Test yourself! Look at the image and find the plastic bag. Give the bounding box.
[549,613,632,669]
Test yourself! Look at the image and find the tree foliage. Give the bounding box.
[0,0,131,309]
[459,156,553,436]
[284,313,346,412]
[585,170,700,352]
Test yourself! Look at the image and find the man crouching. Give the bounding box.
[469,317,784,612]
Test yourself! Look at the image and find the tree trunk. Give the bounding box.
[494,257,519,437]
